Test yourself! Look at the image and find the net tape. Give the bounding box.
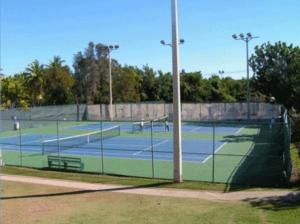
[42,125,120,154]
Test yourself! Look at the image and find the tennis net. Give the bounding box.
[132,116,168,133]
[42,125,120,154]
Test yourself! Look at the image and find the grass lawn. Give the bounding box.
[291,144,300,172]
[2,180,300,224]
[2,166,297,192]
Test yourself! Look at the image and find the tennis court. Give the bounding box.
[0,121,242,161]
[0,118,290,186]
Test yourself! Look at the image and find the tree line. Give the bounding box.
[1,41,299,113]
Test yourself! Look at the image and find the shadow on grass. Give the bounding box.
[1,182,172,200]
[243,191,300,211]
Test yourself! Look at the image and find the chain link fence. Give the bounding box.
[0,102,281,122]
[86,102,281,121]
[0,106,292,187]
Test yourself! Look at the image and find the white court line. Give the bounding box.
[202,126,245,164]
[133,139,169,156]
[0,133,30,139]
[202,142,228,163]
[103,151,202,160]
[188,126,204,132]
[104,143,149,148]
[234,127,244,135]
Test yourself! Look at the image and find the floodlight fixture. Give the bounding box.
[232,32,259,120]
[101,44,119,121]
[160,39,185,47]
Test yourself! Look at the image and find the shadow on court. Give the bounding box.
[223,124,290,192]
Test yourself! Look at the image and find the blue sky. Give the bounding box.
[1,0,299,79]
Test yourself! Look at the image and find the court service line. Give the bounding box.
[188,126,203,132]
[202,142,228,163]
[0,133,30,139]
[104,143,150,148]
[133,139,169,156]
[234,127,244,135]
[202,126,245,164]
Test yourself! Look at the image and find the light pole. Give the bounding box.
[100,45,119,121]
[161,0,184,183]
[218,70,224,79]
[232,33,259,120]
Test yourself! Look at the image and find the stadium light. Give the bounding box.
[160,0,184,183]
[232,32,259,120]
[218,70,225,79]
[99,44,119,121]
[160,39,185,47]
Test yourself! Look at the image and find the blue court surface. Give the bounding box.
[0,122,242,163]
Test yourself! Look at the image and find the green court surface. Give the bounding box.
[0,120,289,187]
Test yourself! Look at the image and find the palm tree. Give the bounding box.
[47,56,67,70]
[25,60,45,106]
[44,56,74,105]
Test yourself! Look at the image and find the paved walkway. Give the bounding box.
[1,174,299,202]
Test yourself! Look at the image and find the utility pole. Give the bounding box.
[161,0,184,183]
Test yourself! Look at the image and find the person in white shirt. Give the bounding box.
[140,119,144,132]
[12,115,20,131]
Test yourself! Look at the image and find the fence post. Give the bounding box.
[19,120,22,167]
[130,103,133,121]
[76,104,80,121]
[56,120,60,166]
[212,124,215,183]
[100,119,104,174]
[29,107,32,120]
[151,121,155,178]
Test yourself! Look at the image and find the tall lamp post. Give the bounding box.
[218,70,224,79]
[161,0,184,183]
[100,45,119,121]
[232,33,259,120]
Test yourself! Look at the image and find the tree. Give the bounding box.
[138,65,159,101]
[181,71,208,102]
[24,60,45,106]
[73,42,118,104]
[156,71,173,102]
[250,42,300,110]
[0,74,29,108]
[43,56,75,105]
[73,52,88,103]
[113,66,140,102]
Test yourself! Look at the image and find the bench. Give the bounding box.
[47,155,83,171]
